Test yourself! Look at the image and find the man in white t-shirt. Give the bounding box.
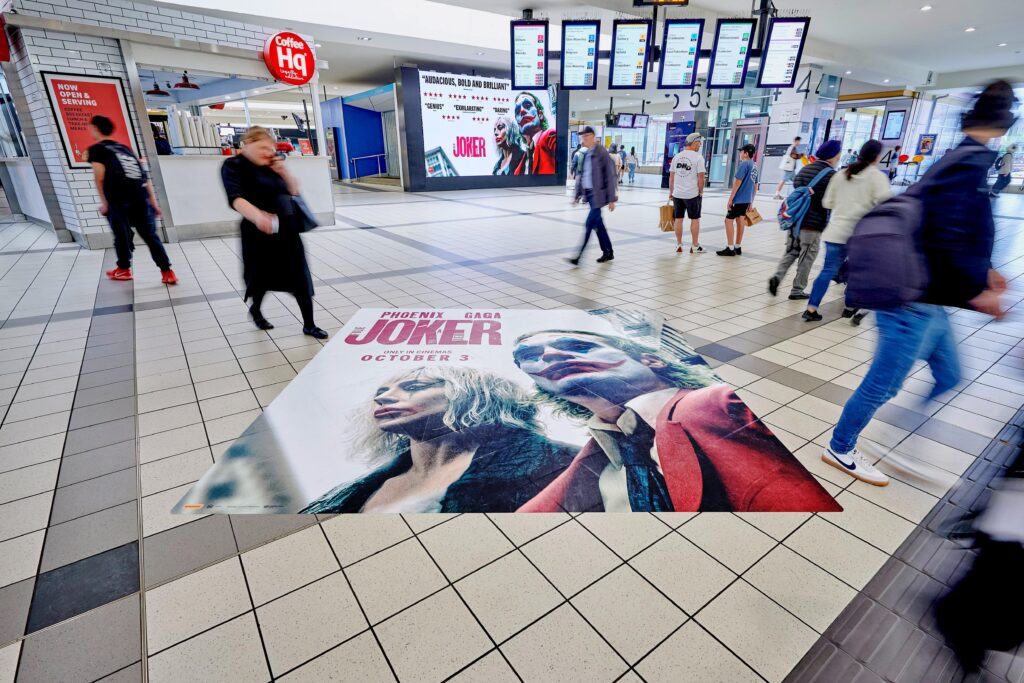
[668,132,707,254]
[773,135,802,199]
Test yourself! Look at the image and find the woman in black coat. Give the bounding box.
[221,127,327,339]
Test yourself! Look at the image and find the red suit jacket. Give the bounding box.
[518,384,841,513]
[531,128,557,174]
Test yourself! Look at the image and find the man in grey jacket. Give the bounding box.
[569,126,617,265]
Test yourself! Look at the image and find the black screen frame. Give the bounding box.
[560,20,601,91]
[755,17,811,89]
[510,20,549,91]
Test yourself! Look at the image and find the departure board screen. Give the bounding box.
[609,19,652,89]
[756,17,810,88]
[510,20,548,89]
[707,19,755,89]
[658,19,704,89]
[560,20,600,90]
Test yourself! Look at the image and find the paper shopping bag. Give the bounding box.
[660,203,674,232]
[745,206,763,226]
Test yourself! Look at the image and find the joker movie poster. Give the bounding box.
[419,70,557,178]
[175,308,840,515]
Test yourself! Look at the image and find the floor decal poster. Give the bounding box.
[419,70,557,178]
[175,309,841,514]
[41,72,137,169]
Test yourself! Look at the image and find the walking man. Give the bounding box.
[990,143,1016,196]
[769,139,840,299]
[667,132,706,254]
[717,143,759,256]
[822,81,1014,486]
[88,115,176,284]
[773,135,802,199]
[568,126,616,265]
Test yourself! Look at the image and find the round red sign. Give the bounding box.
[262,32,315,86]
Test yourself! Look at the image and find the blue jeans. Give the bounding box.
[808,242,847,308]
[628,163,636,182]
[830,303,961,454]
[991,173,1011,195]
[577,190,613,256]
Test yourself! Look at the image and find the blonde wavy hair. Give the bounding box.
[241,126,274,146]
[356,366,542,465]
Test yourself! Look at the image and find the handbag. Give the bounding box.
[745,206,763,226]
[291,195,318,232]
[659,202,675,232]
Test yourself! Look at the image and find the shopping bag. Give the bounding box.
[745,206,763,226]
[659,202,674,232]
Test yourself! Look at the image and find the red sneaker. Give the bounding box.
[161,269,178,285]
[106,268,133,281]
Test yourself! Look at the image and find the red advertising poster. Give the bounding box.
[42,72,137,169]
[298,138,314,156]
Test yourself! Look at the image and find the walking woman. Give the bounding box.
[627,147,639,183]
[221,127,328,339]
[802,139,892,322]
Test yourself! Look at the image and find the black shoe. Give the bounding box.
[788,292,810,300]
[841,307,857,318]
[734,247,742,255]
[768,276,779,296]
[250,309,274,330]
[303,326,329,339]
[802,310,823,322]
[852,311,868,326]
[596,252,614,263]
[566,257,580,266]
[716,247,737,257]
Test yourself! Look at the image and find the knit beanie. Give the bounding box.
[962,80,1018,132]
[815,139,842,161]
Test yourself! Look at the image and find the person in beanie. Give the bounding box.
[769,139,841,299]
[568,126,617,265]
[821,81,1014,487]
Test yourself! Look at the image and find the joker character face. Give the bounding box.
[514,93,545,138]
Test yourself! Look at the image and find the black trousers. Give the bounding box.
[107,201,171,271]
[576,190,613,257]
[250,289,315,328]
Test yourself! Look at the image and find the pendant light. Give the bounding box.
[174,71,200,90]
[145,80,170,97]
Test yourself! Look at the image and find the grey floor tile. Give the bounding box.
[0,577,33,645]
[19,595,140,683]
[79,351,135,376]
[143,515,238,589]
[57,441,136,488]
[68,397,136,430]
[49,467,138,525]
[39,501,138,573]
[72,380,135,409]
[875,403,930,433]
[229,514,319,553]
[728,354,786,378]
[75,364,134,390]
[696,343,746,363]
[768,367,827,393]
[95,662,143,683]
[62,417,135,457]
[810,381,855,406]
[916,419,993,457]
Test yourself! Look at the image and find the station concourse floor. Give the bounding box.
[0,176,1022,683]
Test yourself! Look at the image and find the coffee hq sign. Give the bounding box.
[262,32,315,86]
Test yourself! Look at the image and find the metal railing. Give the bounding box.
[349,153,387,178]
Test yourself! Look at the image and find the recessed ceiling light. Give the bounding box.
[844,70,852,75]
[476,51,485,56]
[314,43,322,48]
[920,4,932,10]
[883,79,890,83]
[964,27,976,32]
[997,42,1007,47]
[356,36,372,41]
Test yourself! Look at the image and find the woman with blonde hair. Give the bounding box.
[301,366,576,513]
[221,126,327,338]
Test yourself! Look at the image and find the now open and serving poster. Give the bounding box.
[175,308,840,515]
[41,72,138,169]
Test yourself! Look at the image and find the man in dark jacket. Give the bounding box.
[569,126,618,265]
[769,139,840,299]
[822,81,1014,488]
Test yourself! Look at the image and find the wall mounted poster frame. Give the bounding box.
[658,18,705,89]
[707,18,756,89]
[510,20,549,90]
[41,72,138,169]
[560,20,600,90]
[608,19,653,90]
[756,17,811,89]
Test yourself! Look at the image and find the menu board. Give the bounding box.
[756,17,810,88]
[609,19,652,89]
[658,19,704,89]
[707,19,755,89]
[560,20,600,90]
[510,20,548,90]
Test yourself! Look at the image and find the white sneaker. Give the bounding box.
[772,193,783,200]
[821,446,890,486]
[690,245,705,254]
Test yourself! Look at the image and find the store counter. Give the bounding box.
[157,155,335,242]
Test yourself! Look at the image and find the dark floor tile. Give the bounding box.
[73,380,135,409]
[714,336,766,355]
[916,420,992,457]
[735,329,788,347]
[0,577,34,645]
[68,397,135,430]
[875,403,930,432]
[75,364,134,390]
[63,417,135,457]
[49,468,138,525]
[26,542,139,634]
[96,662,142,682]
[57,441,136,488]
[19,594,140,682]
[229,514,320,553]
[695,342,745,363]
[143,515,237,589]
[82,340,134,361]
[728,354,785,377]
[39,501,138,573]
[768,367,826,393]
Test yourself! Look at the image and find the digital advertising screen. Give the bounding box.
[882,110,906,140]
[633,113,650,128]
[658,19,704,89]
[756,17,810,88]
[560,20,600,90]
[707,19,756,89]
[616,113,635,128]
[418,70,557,177]
[510,20,548,90]
[609,19,652,89]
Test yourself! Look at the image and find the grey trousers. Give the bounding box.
[774,229,822,294]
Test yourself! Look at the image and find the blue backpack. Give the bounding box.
[778,166,833,236]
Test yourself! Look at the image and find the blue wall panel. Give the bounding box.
[342,105,386,178]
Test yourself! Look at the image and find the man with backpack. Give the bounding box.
[88,114,176,284]
[769,139,841,299]
[823,81,1014,487]
[990,143,1016,196]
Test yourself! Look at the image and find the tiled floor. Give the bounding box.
[0,177,1022,682]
